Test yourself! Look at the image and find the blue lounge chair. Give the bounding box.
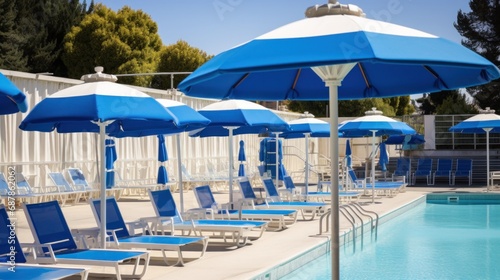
[0,173,45,204]
[22,200,150,280]
[432,158,453,185]
[282,176,361,203]
[412,158,433,185]
[144,189,267,247]
[452,159,473,186]
[67,168,123,199]
[47,172,87,205]
[347,169,404,197]
[0,205,90,280]
[392,157,410,183]
[89,197,208,266]
[193,185,297,230]
[239,177,329,221]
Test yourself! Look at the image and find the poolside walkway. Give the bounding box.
[12,184,491,280]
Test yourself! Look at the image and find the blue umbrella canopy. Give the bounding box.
[238,140,246,177]
[0,73,28,114]
[279,117,330,139]
[177,2,500,278]
[449,107,500,190]
[379,142,389,172]
[105,138,117,189]
[157,134,168,185]
[19,80,178,249]
[345,139,352,169]
[339,108,417,137]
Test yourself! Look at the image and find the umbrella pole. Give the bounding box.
[371,130,377,204]
[327,82,340,280]
[485,128,492,191]
[176,134,184,212]
[227,127,235,204]
[275,133,281,189]
[98,122,107,249]
[304,133,310,196]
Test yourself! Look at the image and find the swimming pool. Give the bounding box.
[280,194,500,280]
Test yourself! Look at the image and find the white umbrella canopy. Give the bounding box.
[190,99,289,204]
[178,2,500,278]
[449,107,500,190]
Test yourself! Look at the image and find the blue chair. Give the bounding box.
[0,205,90,280]
[433,159,453,185]
[452,159,473,186]
[242,177,329,221]
[145,189,267,247]
[412,158,433,185]
[22,200,150,280]
[282,175,361,203]
[347,169,404,197]
[193,185,297,230]
[47,172,87,205]
[89,197,208,266]
[392,157,410,183]
[0,173,45,204]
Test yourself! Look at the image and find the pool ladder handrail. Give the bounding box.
[319,203,379,241]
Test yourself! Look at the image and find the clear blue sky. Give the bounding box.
[96,0,471,55]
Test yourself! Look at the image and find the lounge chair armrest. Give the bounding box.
[125,220,150,235]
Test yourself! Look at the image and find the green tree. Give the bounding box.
[152,40,212,89]
[0,0,28,70]
[13,0,90,76]
[288,96,414,117]
[454,0,500,111]
[63,4,163,86]
[416,90,476,114]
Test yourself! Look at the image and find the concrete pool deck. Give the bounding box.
[11,184,494,280]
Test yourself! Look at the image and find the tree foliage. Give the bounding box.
[454,0,500,111]
[416,90,477,114]
[62,4,163,86]
[0,0,91,75]
[287,96,414,117]
[152,40,212,89]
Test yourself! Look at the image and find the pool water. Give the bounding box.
[281,202,500,280]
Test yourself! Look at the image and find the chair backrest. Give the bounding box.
[283,176,296,192]
[347,169,359,182]
[67,168,90,190]
[237,177,257,200]
[416,158,433,171]
[193,185,216,209]
[90,197,130,239]
[437,159,452,171]
[148,189,183,223]
[456,159,472,172]
[0,206,26,263]
[180,164,193,180]
[15,173,34,194]
[395,158,410,173]
[23,201,78,252]
[48,172,73,192]
[261,178,280,199]
[0,173,10,196]
[257,165,266,177]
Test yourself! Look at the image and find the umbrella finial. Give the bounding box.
[305,1,365,18]
[80,66,118,83]
[479,107,495,114]
[364,107,383,116]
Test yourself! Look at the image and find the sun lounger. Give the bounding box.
[88,197,208,266]
[142,189,267,247]
[452,159,473,186]
[282,176,361,203]
[0,173,45,204]
[22,200,150,280]
[412,158,433,185]
[47,172,88,205]
[347,169,404,197]
[192,185,297,230]
[239,177,329,221]
[433,158,453,185]
[67,168,121,200]
[0,205,90,280]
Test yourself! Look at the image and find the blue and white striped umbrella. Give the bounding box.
[190,99,289,203]
[177,3,500,277]
[340,108,416,203]
[449,108,500,190]
[19,81,178,249]
[0,73,28,114]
